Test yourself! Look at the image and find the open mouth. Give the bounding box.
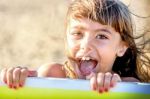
[79,57,98,76]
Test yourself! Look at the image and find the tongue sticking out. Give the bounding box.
[80,60,97,76]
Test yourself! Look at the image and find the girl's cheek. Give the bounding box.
[68,42,76,52]
[66,44,79,58]
[67,38,75,47]
[68,39,80,50]
[67,37,81,56]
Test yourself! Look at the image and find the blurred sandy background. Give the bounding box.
[0,0,150,70]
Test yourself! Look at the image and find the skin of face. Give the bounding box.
[66,18,127,78]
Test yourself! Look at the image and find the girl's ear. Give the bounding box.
[117,42,128,57]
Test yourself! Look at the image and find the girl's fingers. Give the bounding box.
[6,67,14,88]
[19,68,28,87]
[97,73,104,93]
[90,73,97,91]
[0,68,7,84]
[111,73,121,87]
[90,72,121,93]
[13,68,21,89]
[0,67,29,89]
[103,72,112,91]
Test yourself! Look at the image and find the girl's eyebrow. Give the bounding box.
[72,26,86,31]
[94,28,112,34]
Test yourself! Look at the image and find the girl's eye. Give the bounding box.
[72,32,82,36]
[70,32,83,39]
[96,34,108,39]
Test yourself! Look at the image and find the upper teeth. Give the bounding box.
[82,57,90,61]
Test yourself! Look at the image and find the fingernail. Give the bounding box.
[99,87,104,93]
[9,84,12,88]
[13,86,17,89]
[19,83,23,87]
[104,88,108,92]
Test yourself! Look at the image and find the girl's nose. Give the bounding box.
[80,36,92,53]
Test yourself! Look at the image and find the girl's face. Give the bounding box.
[66,18,127,79]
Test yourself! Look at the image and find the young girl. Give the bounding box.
[1,0,150,93]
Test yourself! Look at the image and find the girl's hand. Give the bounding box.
[0,67,37,89]
[90,72,121,93]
